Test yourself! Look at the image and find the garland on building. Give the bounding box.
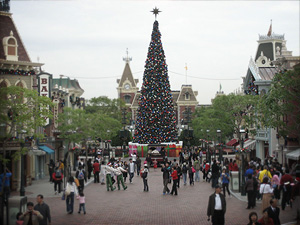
[0,69,36,76]
[133,20,178,144]
[245,74,258,95]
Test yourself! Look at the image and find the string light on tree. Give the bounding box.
[133,8,178,144]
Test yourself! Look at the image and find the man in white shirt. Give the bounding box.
[207,184,226,225]
[129,159,135,183]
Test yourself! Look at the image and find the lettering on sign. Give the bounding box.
[53,99,59,128]
[37,73,52,125]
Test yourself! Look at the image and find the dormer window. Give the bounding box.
[185,92,190,100]
[3,31,18,61]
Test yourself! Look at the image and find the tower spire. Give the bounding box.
[123,48,132,63]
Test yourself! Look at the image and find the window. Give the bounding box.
[185,92,190,100]
[124,95,131,104]
[3,31,18,61]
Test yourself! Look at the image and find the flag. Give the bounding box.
[267,20,272,36]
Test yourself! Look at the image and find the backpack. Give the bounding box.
[78,170,84,180]
[55,169,62,178]
[182,165,187,173]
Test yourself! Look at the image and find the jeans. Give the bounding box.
[129,172,134,183]
[137,165,141,176]
[222,183,230,197]
[183,173,187,185]
[211,176,218,188]
[66,192,74,213]
[163,179,170,194]
[189,173,194,185]
[143,178,148,191]
[195,171,200,182]
[94,171,99,183]
[54,180,61,193]
[170,179,178,195]
[79,203,86,212]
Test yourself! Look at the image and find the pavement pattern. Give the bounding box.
[17,169,296,225]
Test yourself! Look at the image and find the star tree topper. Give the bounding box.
[151,7,161,20]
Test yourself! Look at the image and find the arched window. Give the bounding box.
[3,31,18,61]
[124,95,131,104]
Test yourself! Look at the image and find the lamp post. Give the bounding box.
[240,129,246,196]
[217,129,222,164]
[206,130,210,163]
[19,130,26,196]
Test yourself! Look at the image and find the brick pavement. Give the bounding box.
[17,168,296,225]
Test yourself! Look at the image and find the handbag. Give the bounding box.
[192,167,196,173]
[65,184,71,196]
[61,191,65,200]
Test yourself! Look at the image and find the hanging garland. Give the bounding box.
[0,69,36,76]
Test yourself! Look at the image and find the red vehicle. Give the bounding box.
[148,144,166,167]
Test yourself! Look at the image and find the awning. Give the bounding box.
[236,139,256,150]
[226,139,238,146]
[31,150,46,156]
[38,145,55,154]
[286,149,300,160]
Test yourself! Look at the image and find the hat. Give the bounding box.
[107,162,112,166]
[144,164,148,167]
[215,184,221,189]
[183,162,186,165]
[114,164,118,167]
[296,177,300,182]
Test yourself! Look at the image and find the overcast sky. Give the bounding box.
[10,0,300,104]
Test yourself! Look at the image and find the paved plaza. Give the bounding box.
[14,167,296,225]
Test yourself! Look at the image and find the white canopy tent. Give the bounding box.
[286,149,300,160]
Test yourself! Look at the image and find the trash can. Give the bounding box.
[8,196,27,225]
[230,171,239,191]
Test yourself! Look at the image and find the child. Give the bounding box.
[16,212,23,225]
[77,191,86,214]
[142,164,149,192]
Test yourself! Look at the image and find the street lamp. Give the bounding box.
[19,130,27,196]
[217,129,222,164]
[240,129,246,196]
[206,130,210,163]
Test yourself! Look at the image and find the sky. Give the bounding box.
[10,0,300,104]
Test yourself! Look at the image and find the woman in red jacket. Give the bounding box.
[52,167,63,194]
[170,166,178,196]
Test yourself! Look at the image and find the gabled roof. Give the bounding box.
[52,78,84,93]
[0,12,31,62]
[117,62,138,87]
[177,85,198,103]
[258,67,277,81]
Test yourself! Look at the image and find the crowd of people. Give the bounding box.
[6,148,299,225]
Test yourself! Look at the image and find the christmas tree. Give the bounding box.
[133,19,178,144]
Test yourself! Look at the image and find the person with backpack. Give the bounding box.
[142,164,149,192]
[194,157,201,182]
[48,159,55,183]
[170,166,178,195]
[52,167,63,195]
[188,162,195,186]
[259,165,272,183]
[181,162,188,185]
[175,163,182,188]
[76,165,87,192]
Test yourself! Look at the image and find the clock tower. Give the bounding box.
[116,49,139,106]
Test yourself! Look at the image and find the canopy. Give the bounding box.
[286,149,300,160]
[38,145,55,154]
[236,139,256,150]
[226,139,238,146]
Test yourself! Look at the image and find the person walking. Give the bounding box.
[20,202,43,225]
[129,159,135,183]
[47,159,55,183]
[136,156,141,176]
[146,154,152,172]
[87,158,93,180]
[247,211,260,225]
[170,166,178,196]
[188,162,195,185]
[182,162,188,185]
[161,163,170,195]
[122,161,129,183]
[105,163,116,191]
[258,208,274,225]
[220,169,230,198]
[260,177,273,213]
[65,176,78,214]
[34,194,51,225]
[114,164,128,190]
[266,199,281,225]
[52,167,63,195]
[291,177,300,221]
[175,163,182,188]
[194,157,201,182]
[142,164,149,192]
[76,166,87,192]
[77,191,86,214]
[207,184,226,225]
[100,161,106,185]
[211,160,220,188]
[92,160,100,183]
[280,169,293,210]
[245,174,255,209]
